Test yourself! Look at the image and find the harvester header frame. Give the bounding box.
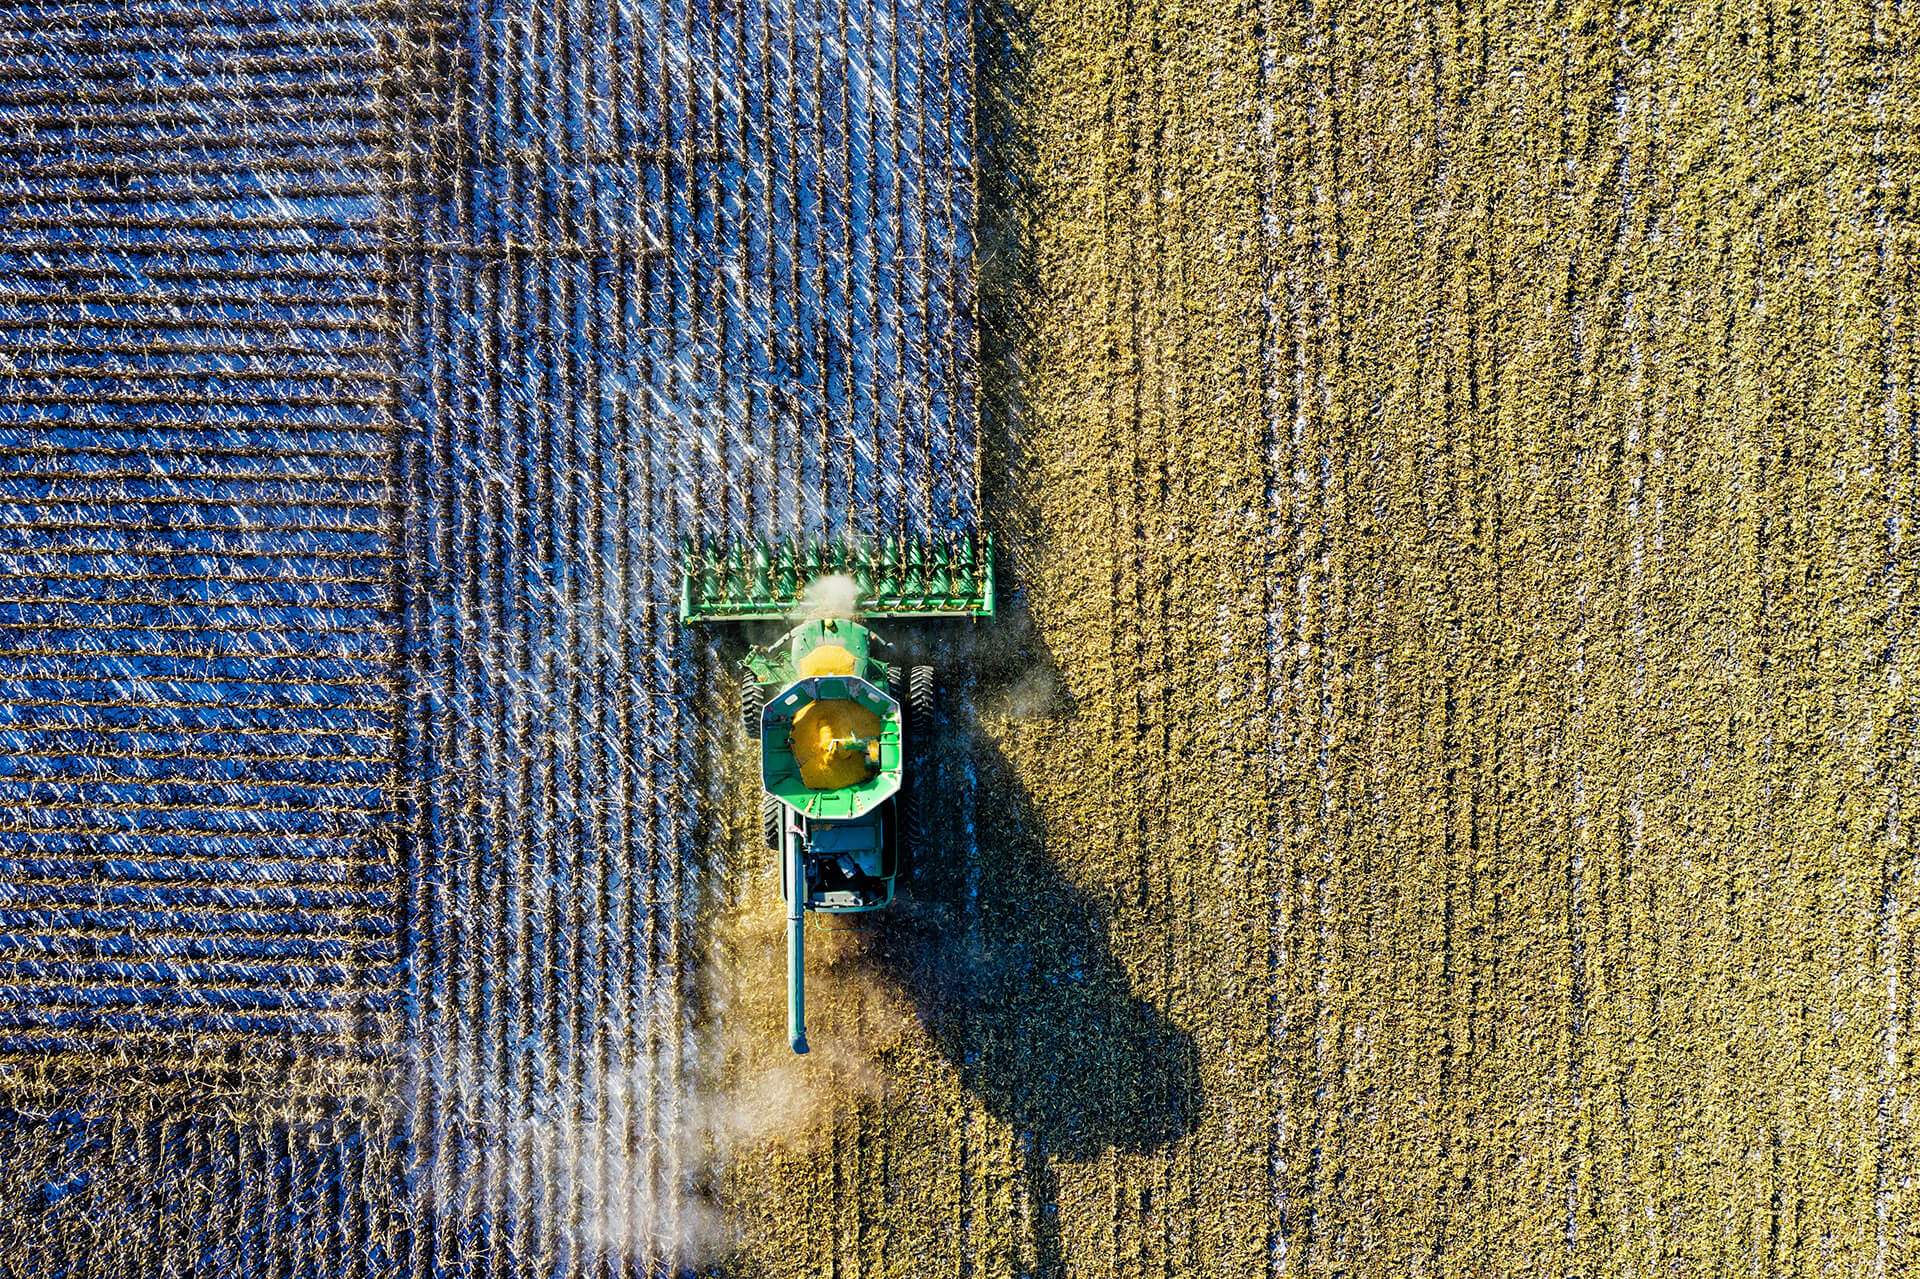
[678,532,995,622]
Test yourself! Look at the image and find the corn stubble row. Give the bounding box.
[716,0,1920,1274]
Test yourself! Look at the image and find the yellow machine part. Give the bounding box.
[789,698,881,790]
[795,643,859,678]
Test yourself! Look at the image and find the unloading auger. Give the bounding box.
[681,534,993,1054]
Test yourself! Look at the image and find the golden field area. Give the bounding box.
[713,1,1920,1274]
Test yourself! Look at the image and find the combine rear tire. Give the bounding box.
[900,791,928,880]
[740,677,763,739]
[762,795,782,850]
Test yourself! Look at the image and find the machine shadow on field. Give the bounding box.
[879,3,1194,1257]
[881,753,1203,1164]
[866,606,1204,1168]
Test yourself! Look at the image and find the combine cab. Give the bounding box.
[682,535,991,1054]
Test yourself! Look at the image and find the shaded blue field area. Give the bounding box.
[0,0,401,1058]
[0,0,976,1271]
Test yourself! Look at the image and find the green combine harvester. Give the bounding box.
[681,535,993,1053]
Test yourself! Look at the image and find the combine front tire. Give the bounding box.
[909,665,935,719]
[740,677,763,739]
[900,666,936,878]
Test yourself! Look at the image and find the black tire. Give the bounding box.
[879,792,900,880]
[875,664,912,886]
[762,794,782,851]
[898,666,935,883]
[740,676,763,740]
[908,665,935,721]
[896,791,926,887]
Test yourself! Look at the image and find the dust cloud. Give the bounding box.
[797,572,862,620]
[411,1003,886,1271]
[410,874,914,1269]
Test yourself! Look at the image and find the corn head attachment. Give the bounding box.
[678,533,994,622]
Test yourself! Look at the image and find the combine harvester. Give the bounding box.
[682,538,993,1053]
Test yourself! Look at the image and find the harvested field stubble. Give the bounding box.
[715,0,1920,1274]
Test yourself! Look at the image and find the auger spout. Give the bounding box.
[788,836,809,1055]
